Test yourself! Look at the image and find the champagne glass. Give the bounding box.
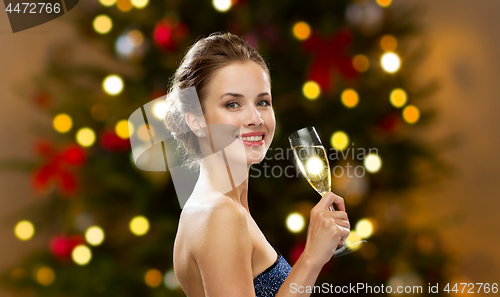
[289,126,366,257]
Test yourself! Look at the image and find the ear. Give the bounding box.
[185,112,206,136]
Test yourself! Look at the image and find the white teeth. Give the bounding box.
[241,135,263,142]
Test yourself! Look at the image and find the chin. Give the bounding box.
[248,159,263,166]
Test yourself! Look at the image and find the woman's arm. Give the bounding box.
[275,252,323,296]
[194,199,256,297]
[276,192,351,297]
[193,193,348,297]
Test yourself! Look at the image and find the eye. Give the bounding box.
[226,101,240,109]
[257,100,271,107]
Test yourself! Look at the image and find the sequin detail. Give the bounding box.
[253,242,292,297]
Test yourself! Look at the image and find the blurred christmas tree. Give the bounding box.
[1,0,457,296]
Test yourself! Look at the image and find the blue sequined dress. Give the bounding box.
[253,237,292,297]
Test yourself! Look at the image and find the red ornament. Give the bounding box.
[32,140,86,197]
[302,29,358,93]
[60,145,86,165]
[153,20,188,52]
[49,234,85,260]
[100,129,130,152]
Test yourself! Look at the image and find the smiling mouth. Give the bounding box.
[236,135,264,142]
[235,134,266,146]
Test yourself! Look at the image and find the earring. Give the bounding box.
[196,131,202,137]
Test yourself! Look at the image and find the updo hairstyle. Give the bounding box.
[163,31,271,170]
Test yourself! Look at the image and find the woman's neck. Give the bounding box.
[191,152,251,212]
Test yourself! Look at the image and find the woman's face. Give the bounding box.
[200,61,275,165]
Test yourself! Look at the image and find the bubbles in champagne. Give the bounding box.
[292,145,331,195]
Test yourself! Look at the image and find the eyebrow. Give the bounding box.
[220,92,271,99]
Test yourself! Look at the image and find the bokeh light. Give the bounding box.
[145,269,162,288]
[352,54,370,72]
[212,0,231,12]
[164,269,179,289]
[390,88,407,108]
[128,30,144,46]
[115,120,131,139]
[99,0,116,6]
[403,105,420,124]
[72,245,92,265]
[381,52,401,73]
[116,35,135,56]
[364,153,382,173]
[306,156,323,176]
[85,226,105,246]
[330,131,349,151]
[293,21,311,40]
[376,0,392,7]
[380,34,397,51]
[137,124,152,142]
[99,0,116,7]
[36,266,55,286]
[286,212,305,233]
[130,216,150,236]
[153,101,167,120]
[302,81,321,100]
[346,230,363,250]
[76,127,96,147]
[14,220,34,241]
[131,0,148,9]
[102,74,124,96]
[117,0,132,12]
[53,113,72,133]
[355,219,374,239]
[341,89,359,108]
[93,15,112,34]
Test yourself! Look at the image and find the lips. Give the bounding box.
[236,132,266,147]
[238,132,265,137]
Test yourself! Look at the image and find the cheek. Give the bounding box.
[266,113,276,131]
[265,114,276,140]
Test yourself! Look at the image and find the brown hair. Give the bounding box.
[163,31,271,170]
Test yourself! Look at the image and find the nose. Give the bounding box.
[243,106,263,127]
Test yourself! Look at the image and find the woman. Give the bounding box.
[164,32,351,297]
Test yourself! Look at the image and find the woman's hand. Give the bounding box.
[302,192,350,269]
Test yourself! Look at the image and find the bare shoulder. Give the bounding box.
[177,195,250,254]
[178,195,255,295]
[174,195,252,296]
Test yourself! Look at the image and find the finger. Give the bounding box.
[330,193,346,211]
[330,211,347,220]
[318,192,336,210]
[339,226,350,239]
[333,218,350,229]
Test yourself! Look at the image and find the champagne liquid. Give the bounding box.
[292,145,331,196]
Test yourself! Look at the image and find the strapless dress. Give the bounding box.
[253,237,292,297]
